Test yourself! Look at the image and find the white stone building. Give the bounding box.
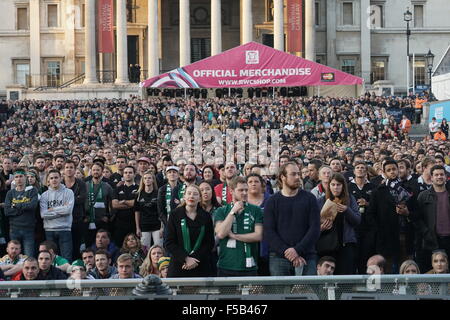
[0,0,449,100]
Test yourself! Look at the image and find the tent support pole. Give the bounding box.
[184,88,186,98]
[228,87,231,96]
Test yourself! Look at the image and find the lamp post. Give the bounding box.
[425,49,435,97]
[404,8,412,95]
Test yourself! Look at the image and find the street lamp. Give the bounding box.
[404,8,412,95]
[404,8,412,56]
[425,49,435,96]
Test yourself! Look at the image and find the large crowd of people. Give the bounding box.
[0,92,449,283]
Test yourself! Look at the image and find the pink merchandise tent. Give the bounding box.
[140,42,364,96]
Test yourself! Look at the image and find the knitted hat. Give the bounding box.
[157,257,171,271]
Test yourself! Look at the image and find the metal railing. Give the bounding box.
[0,275,448,300]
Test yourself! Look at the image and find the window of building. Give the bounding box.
[262,34,274,48]
[315,1,320,26]
[371,58,387,83]
[414,58,426,86]
[46,61,61,87]
[414,5,423,28]
[370,4,383,28]
[266,0,274,22]
[15,63,30,86]
[316,55,326,65]
[343,2,354,25]
[17,7,29,30]
[341,59,356,75]
[47,4,58,28]
[81,4,85,27]
[191,38,211,63]
[126,0,137,23]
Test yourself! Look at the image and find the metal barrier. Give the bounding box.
[0,275,448,300]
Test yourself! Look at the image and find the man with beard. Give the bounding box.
[33,154,47,185]
[171,163,198,209]
[85,162,114,247]
[415,165,450,272]
[264,162,320,276]
[63,160,87,261]
[53,155,65,172]
[112,166,138,246]
[214,162,238,205]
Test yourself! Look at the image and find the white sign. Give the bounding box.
[245,50,259,64]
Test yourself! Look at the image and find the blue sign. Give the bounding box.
[429,100,450,124]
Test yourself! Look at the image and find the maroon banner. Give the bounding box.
[287,0,303,53]
[98,0,114,53]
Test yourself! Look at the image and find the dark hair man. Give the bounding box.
[415,165,450,272]
[366,160,413,274]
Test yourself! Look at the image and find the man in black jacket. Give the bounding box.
[4,169,39,257]
[63,160,87,261]
[415,165,450,272]
[366,159,413,274]
[37,250,68,280]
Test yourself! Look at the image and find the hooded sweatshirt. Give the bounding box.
[40,184,74,231]
[4,186,39,230]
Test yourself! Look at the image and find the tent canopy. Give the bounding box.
[141,42,364,89]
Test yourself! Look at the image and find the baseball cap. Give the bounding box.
[166,166,179,173]
[137,157,151,164]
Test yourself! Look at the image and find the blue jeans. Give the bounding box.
[269,253,317,276]
[10,229,35,258]
[45,231,73,262]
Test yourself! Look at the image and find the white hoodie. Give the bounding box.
[40,184,74,231]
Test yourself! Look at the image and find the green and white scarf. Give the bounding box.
[181,218,205,255]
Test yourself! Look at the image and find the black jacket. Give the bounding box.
[415,183,450,251]
[37,265,68,280]
[165,206,214,277]
[64,178,87,224]
[366,183,414,258]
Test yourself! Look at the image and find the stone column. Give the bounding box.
[115,0,129,84]
[360,0,371,83]
[64,0,76,83]
[273,0,284,51]
[148,0,159,77]
[211,0,222,55]
[305,0,315,61]
[30,0,41,87]
[326,0,337,68]
[83,0,98,84]
[179,0,191,66]
[241,0,253,44]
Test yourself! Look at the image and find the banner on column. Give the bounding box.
[98,0,114,53]
[287,0,303,53]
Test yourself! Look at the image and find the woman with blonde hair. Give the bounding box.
[165,184,214,277]
[426,251,449,274]
[399,260,420,274]
[139,244,165,277]
[135,170,162,248]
